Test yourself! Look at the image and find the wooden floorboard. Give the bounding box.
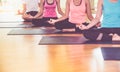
[1,28,120,72]
[0,12,120,72]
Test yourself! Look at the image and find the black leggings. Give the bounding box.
[83,28,120,41]
[54,18,76,30]
[54,18,97,33]
[26,11,38,16]
[32,17,58,27]
[24,11,38,22]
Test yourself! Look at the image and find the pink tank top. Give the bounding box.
[69,0,86,24]
[43,0,57,17]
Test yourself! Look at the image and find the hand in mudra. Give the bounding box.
[79,24,88,30]
[48,19,57,25]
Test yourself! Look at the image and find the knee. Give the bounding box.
[54,22,63,30]
[82,30,91,39]
[82,30,98,41]
[32,19,40,26]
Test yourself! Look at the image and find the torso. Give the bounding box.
[43,0,57,17]
[23,0,40,12]
[102,0,120,28]
[69,0,87,24]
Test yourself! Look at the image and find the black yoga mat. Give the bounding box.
[0,23,33,28]
[7,28,62,35]
[39,36,88,45]
[7,28,81,35]
[101,47,120,60]
[39,36,120,45]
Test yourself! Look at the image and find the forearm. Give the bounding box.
[22,3,27,15]
[21,9,27,15]
[88,15,94,21]
[54,15,68,23]
[33,12,42,18]
[56,0,65,16]
[86,0,102,29]
[22,12,28,18]
[58,11,65,16]
[87,18,100,29]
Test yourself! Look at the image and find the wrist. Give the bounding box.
[86,26,90,29]
[55,19,59,23]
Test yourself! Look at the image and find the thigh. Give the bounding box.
[28,11,38,16]
[32,17,57,26]
[100,28,120,34]
[83,28,113,41]
[82,28,101,40]
[32,18,46,26]
[42,17,58,27]
[55,18,76,30]
[112,28,120,35]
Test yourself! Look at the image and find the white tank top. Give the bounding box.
[22,0,40,12]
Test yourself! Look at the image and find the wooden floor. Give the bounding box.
[0,12,120,72]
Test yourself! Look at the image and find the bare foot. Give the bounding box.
[62,29,75,32]
[109,33,114,36]
[112,34,120,41]
[96,33,103,40]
